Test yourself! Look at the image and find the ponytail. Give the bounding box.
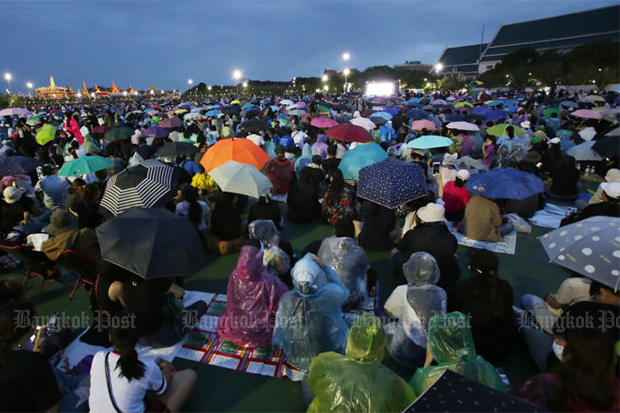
[109,317,145,381]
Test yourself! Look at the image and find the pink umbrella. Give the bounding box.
[430,99,447,105]
[572,109,602,120]
[0,108,31,117]
[296,101,306,109]
[446,121,480,132]
[410,119,437,131]
[311,117,339,128]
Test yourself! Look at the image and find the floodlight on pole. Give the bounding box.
[343,68,351,92]
[188,79,193,85]
[322,74,328,82]
[342,52,350,61]
[435,63,443,73]
[4,72,11,91]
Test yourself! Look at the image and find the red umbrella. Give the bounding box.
[326,124,373,143]
[311,118,339,128]
[160,117,183,128]
[361,109,377,118]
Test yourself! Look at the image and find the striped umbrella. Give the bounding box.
[99,159,178,217]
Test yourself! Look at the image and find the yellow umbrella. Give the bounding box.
[584,95,605,102]
[175,109,188,114]
[35,124,57,145]
[230,100,241,105]
[454,102,474,109]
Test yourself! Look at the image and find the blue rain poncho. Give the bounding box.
[409,312,507,395]
[318,236,369,311]
[272,254,349,371]
[384,252,447,369]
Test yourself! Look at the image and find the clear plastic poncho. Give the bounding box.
[248,220,291,278]
[409,312,507,395]
[216,245,289,347]
[318,236,369,311]
[272,254,349,371]
[307,314,416,412]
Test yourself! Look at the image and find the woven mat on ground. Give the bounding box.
[176,284,379,381]
[529,204,577,229]
[448,223,517,255]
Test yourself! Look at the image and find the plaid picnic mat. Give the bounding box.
[176,283,378,381]
[448,223,517,255]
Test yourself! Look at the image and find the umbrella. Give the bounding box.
[279,99,294,106]
[57,156,112,177]
[369,116,387,126]
[155,142,199,158]
[184,112,200,120]
[486,123,526,137]
[143,126,169,139]
[406,98,422,105]
[35,124,57,145]
[310,118,339,128]
[468,80,484,87]
[326,124,373,143]
[446,121,479,132]
[92,126,112,134]
[104,126,134,142]
[204,109,221,117]
[453,102,474,109]
[410,119,437,131]
[461,113,486,122]
[96,207,206,279]
[543,107,561,118]
[208,161,272,198]
[373,112,393,120]
[566,141,604,161]
[540,216,620,289]
[405,135,453,150]
[383,107,399,115]
[238,119,270,133]
[404,109,428,120]
[584,95,606,102]
[26,118,41,126]
[361,109,377,118]
[467,168,544,200]
[287,109,307,116]
[560,101,579,109]
[592,135,618,158]
[0,108,30,118]
[572,109,602,120]
[0,156,41,176]
[349,116,377,131]
[430,99,447,105]
[160,117,184,128]
[99,159,178,216]
[357,157,427,209]
[338,143,388,180]
[200,137,270,172]
[404,370,541,413]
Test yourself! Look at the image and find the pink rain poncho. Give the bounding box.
[216,244,289,347]
[65,117,84,145]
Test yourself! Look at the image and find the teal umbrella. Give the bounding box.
[338,143,387,180]
[405,135,453,150]
[58,156,112,177]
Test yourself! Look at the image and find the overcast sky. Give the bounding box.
[1,0,617,92]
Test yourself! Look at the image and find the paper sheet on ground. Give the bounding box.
[448,223,517,255]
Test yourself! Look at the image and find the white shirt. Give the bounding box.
[291,130,307,148]
[89,351,167,413]
[246,134,265,147]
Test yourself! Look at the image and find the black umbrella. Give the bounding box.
[404,370,544,412]
[221,106,241,116]
[104,126,134,142]
[155,142,199,158]
[0,156,41,176]
[592,135,619,158]
[369,116,387,125]
[238,119,270,133]
[99,159,179,217]
[96,207,206,279]
[244,109,261,118]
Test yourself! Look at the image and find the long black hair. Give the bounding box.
[179,184,202,226]
[326,168,345,203]
[108,315,145,381]
[469,249,510,321]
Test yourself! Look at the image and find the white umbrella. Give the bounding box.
[349,116,377,131]
[446,121,480,132]
[183,112,200,120]
[279,99,294,106]
[567,141,604,161]
[208,161,272,198]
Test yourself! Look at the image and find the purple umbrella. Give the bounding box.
[383,107,399,116]
[143,126,169,139]
[160,117,183,128]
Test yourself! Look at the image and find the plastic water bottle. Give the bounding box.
[584,166,590,177]
[47,311,59,336]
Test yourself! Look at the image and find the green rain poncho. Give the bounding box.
[409,312,506,395]
[307,314,416,412]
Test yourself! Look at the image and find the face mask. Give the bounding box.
[552,341,564,361]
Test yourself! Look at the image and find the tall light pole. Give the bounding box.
[233,69,242,95]
[26,82,33,98]
[343,68,350,93]
[342,52,350,62]
[4,73,12,93]
[187,78,193,86]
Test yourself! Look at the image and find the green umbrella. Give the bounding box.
[454,102,474,109]
[543,107,561,118]
[104,126,134,142]
[486,123,526,137]
[58,156,112,177]
[35,124,57,145]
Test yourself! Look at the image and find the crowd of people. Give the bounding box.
[0,85,618,412]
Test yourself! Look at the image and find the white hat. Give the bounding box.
[604,168,620,182]
[601,182,620,199]
[3,186,24,204]
[417,202,446,223]
[520,121,531,130]
[442,153,458,167]
[549,137,561,144]
[456,169,471,181]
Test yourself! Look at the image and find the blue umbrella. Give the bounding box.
[446,113,463,122]
[204,110,221,117]
[467,168,544,200]
[357,157,427,209]
[338,143,388,180]
[270,105,280,111]
[383,107,399,115]
[143,126,169,138]
[405,135,453,150]
[373,112,393,120]
[405,109,427,120]
[406,98,422,106]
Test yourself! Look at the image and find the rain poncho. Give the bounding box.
[216,245,289,347]
[272,254,349,371]
[311,134,329,159]
[307,314,416,412]
[384,252,447,368]
[294,143,313,178]
[409,312,507,395]
[318,236,369,311]
[248,220,290,278]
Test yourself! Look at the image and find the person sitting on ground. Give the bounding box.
[264,145,295,195]
[450,250,517,366]
[442,169,471,222]
[287,164,323,224]
[560,181,620,226]
[306,314,416,412]
[248,195,282,231]
[272,253,349,371]
[64,178,86,211]
[513,302,620,412]
[546,155,581,201]
[321,168,357,225]
[89,314,199,413]
[299,155,325,188]
[356,200,398,251]
[459,194,513,242]
[384,252,447,370]
[71,183,102,229]
[409,311,507,395]
[247,220,294,287]
[217,241,289,348]
[34,164,70,210]
[320,143,341,178]
[207,192,243,255]
[588,168,620,205]
[1,186,52,239]
[318,235,369,311]
[174,184,210,237]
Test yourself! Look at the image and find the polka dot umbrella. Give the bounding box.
[540,216,620,290]
[357,157,427,209]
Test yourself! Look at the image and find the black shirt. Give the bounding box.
[0,197,34,229]
[0,350,61,412]
[321,158,341,176]
[357,202,396,251]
